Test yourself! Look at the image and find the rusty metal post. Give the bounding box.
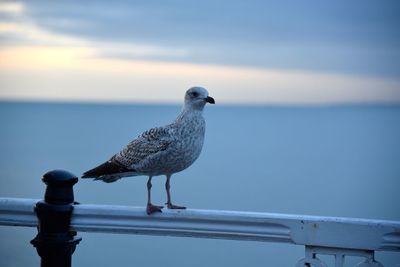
[31,170,81,267]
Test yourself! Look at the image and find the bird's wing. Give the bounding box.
[113,126,174,168]
[82,126,174,179]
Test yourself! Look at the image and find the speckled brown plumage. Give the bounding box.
[82,87,215,214]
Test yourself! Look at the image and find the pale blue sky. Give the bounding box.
[0,1,400,104]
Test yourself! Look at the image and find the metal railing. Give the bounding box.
[0,170,399,267]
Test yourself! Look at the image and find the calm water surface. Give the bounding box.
[0,102,399,266]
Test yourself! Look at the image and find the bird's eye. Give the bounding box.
[191,92,199,97]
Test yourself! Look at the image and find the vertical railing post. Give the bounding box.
[31,170,82,267]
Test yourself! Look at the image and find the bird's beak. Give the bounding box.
[205,96,215,104]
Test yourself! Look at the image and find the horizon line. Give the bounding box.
[1,97,400,109]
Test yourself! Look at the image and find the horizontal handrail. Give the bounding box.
[1,197,399,252]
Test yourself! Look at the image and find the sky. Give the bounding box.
[0,0,400,104]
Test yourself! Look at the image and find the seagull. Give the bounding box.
[82,87,215,214]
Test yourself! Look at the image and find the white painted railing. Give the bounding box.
[0,197,399,266]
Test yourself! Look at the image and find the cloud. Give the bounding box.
[0,21,88,46]
[4,0,398,78]
[1,46,399,104]
[22,1,400,46]
[0,2,24,14]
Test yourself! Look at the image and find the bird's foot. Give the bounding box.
[146,203,163,215]
[166,203,186,209]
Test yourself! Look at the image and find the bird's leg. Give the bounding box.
[165,174,186,209]
[146,176,163,215]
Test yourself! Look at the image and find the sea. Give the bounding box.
[0,101,399,267]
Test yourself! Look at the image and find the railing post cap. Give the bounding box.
[42,170,78,186]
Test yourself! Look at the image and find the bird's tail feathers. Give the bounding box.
[82,160,134,183]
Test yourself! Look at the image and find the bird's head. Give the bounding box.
[184,86,215,111]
